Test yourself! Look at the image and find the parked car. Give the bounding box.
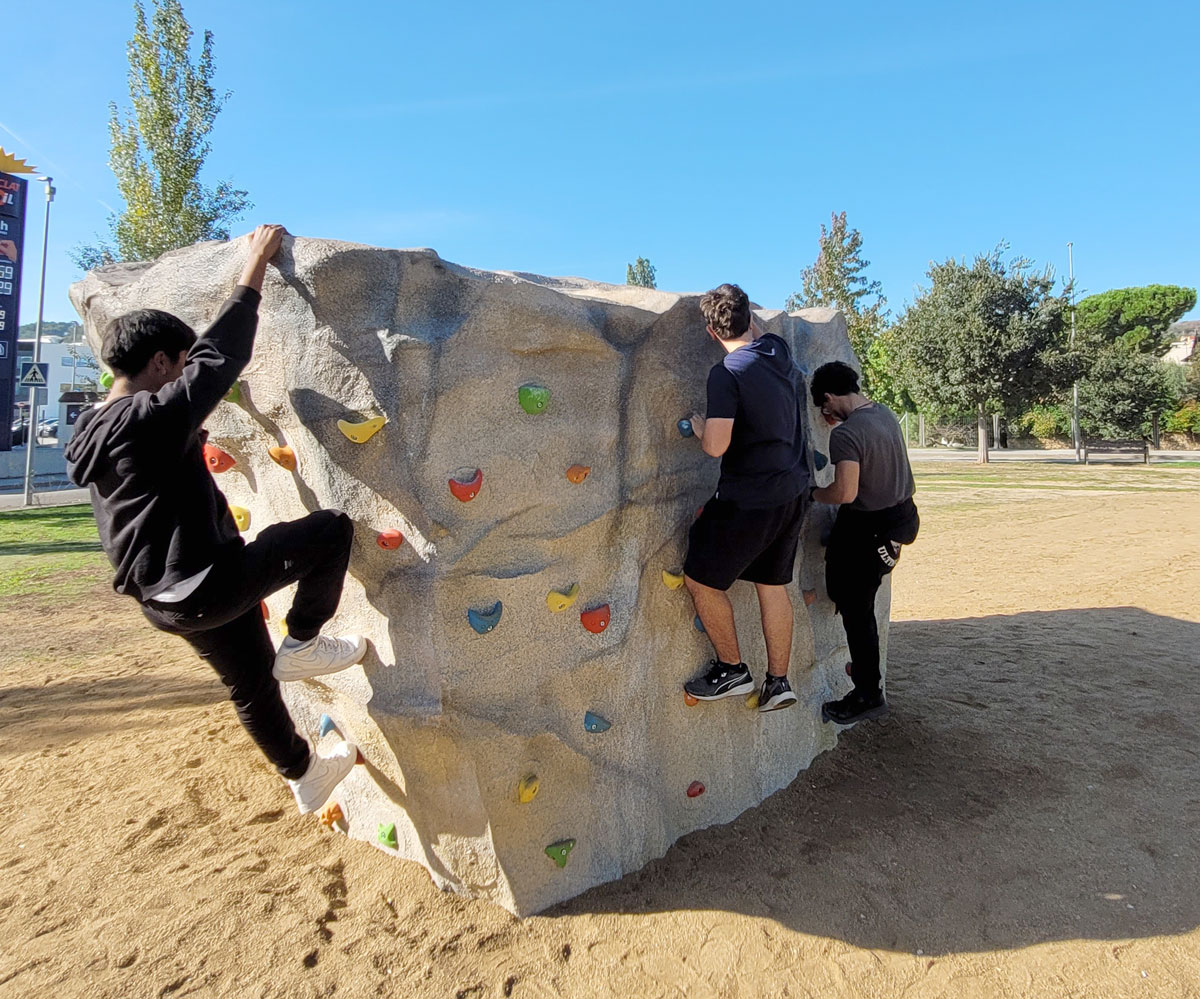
[9,418,27,447]
[37,419,58,439]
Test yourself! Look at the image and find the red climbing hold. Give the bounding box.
[449,469,483,502]
[203,443,235,473]
[687,781,705,798]
[803,589,817,607]
[260,600,269,620]
[845,662,853,677]
[580,604,610,634]
[355,749,367,766]
[696,505,705,518]
[683,691,699,707]
[376,529,404,550]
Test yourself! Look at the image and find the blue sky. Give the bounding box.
[6,0,1198,327]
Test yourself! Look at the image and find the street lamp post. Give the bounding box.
[1068,242,1081,463]
[22,176,54,506]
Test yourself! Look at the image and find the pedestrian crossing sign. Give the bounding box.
[19,361,48,387]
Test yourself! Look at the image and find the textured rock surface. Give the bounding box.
[71,237,891,915]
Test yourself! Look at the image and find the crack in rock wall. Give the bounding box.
[71,237,891,915]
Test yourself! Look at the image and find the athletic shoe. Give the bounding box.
[289,741,357,814]
[757,673,798,712]
[684,660,755,700]
[821,689,888,725]
[273,633,367,681]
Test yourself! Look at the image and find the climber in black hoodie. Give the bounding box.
[66,225,364,816]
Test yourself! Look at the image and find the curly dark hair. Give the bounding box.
[102,309,196,377]
[810,361,861,406]
[699,283,751,340]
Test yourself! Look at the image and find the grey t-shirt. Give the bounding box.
[828,403,915,511]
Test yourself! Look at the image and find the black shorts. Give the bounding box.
[683,492,809,591]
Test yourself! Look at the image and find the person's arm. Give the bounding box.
[146,225,285,436]
[813,461,859,505]
[692,365,737,458]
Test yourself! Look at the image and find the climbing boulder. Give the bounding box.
[70,236,892,915]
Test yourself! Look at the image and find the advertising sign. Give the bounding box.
[0,170,26,451]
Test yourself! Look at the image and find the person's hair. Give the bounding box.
[699,283,751,340]
[101,309,196,377]
[810,361,860,406]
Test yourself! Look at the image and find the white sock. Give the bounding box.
[281,635,316,651]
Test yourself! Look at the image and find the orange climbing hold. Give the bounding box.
[319,802,344,829]
[449,469,483,502]
[376,529,405,550]
[203,443,235,473]
[566,464,591,484]
[260,600,269,621]
[803,589,816,607]
[683,691,699,707]
[355,749,366,766]
[580,604,610,634]
[268,444,297,471]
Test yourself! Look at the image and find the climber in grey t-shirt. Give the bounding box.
[810,361,919,726]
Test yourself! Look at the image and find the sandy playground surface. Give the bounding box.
[1,461,1198,998]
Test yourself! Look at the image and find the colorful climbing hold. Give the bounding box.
[846,661,853,677]
[376,529,405,550]
[580,604,610,634]
[280,619,289,637]
[319,802,344,830]
[677,419,694,438]
[318,714,337,738]
[260,600,269,621]
[355,748,366,765]
[583,711,611,733]
[229,505,251,532]
[99,370,114,390]
[268,444,297,471]
[545,583,580,613]
[518,384,550,414]
[203,443,236,473]
[803,589,817,607]
[378,822,398,849]
[545,839,575,868]
[337,415,386,444]
[661,569,685,590]
[745,690,761,709]
[565,464,591,484]
[449,468,483,502]
[696,505,705,518]
[814,450,829,471]
[468,601,503,634]
[683,691,699,707]
[687,781,706,798]
[517,774,540,804]
[693,615,706,634]
[225,382,242,405]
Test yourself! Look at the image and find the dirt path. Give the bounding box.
[1,463,1198,998]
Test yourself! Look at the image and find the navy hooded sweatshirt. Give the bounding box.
[65,286,261,603]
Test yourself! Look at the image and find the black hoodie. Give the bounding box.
[66,286,261,603]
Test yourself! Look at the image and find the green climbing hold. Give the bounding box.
[225,382,243,405]
[378,822,398,849]
[518,384,550,414]
[99,370,114,390]
[545,839,575,868]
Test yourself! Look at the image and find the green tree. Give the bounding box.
[787,211,887,368]
[626,257,657,288]
[890,247,1073,462]
[1074,285,1196,354]
[71,0,249,268]
[1077,347,1178,439]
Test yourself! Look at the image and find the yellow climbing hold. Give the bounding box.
[545,583,580,613]
[661,569,685,590]
[745,690,760,709]
[336,415,386,444]
[229,505,251,532]
[518,774,540,804]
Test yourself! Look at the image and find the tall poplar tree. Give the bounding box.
[626,257,657,289]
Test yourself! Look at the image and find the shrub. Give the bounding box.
[1164,400,1200,435]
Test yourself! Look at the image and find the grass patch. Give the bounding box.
[0,505,107,597]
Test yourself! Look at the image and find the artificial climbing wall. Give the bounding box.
[71,237,891,915]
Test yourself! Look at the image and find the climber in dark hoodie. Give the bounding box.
[66,224,365,816]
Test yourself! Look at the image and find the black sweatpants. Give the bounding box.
[142,510,354,779]
[825,499,919,696]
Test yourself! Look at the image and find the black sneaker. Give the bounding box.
[821,689,888,725]
[684,660,754,700]
[757,673,798,712]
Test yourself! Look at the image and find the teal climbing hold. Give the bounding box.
[583,711,611,733]
[814,450,829,471]
[518,384,550,414]
[468,601,503,634]
[545,839,575,868]
[378,822,398,849]
[694,615,705,633]
[318,714,337,738]
[677,419,694,438]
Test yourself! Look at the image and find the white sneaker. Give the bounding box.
[273,633,367,681]
[289,741,357,814]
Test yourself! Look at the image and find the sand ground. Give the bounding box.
[2,461,1198,998]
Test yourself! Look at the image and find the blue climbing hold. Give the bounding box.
[583,711,611,733]
[318,714,337,738]
[677,419,694,438]
[468,601,503,634]
[814,450,829,471]
[694,615,706,634]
